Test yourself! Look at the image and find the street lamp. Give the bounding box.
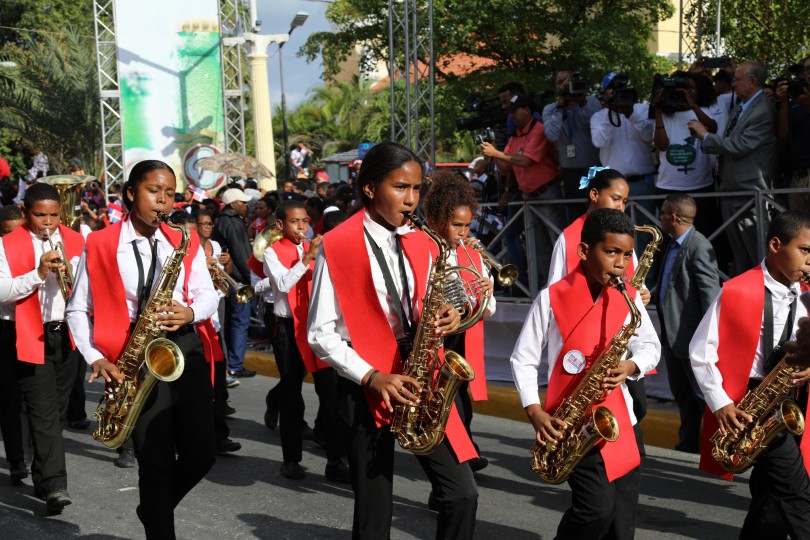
[280,12,309,181]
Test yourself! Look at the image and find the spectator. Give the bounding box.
[689,60,776,275]
[654,194,720,453]
[290,142,313,179]
[315,181,329,200]
[542,70,602,223]
[776,56,810,212]
[249,197,271,241]
[280,179,295,193]
[481,94,564,289]
[498,81,543,136]
[244,178,262,201]
[212,188,256,378]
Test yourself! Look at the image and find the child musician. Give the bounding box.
[308,142,478,538]
[423,170,496,472]
[263,199,349,482]
[66,160,219,538]
[690,210,810,539]
[511,208,660,539]
[0,183,84,515]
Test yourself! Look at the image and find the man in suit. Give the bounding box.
[689,60,776,275]
[655,194,721,452]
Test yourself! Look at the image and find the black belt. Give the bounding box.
[276,316,293,321]
[627,174,649,182]
[44,321,66,332]
[166,324,194,339]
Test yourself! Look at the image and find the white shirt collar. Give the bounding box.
[761,260,799,301]
[120,216,171,247]
[363,210,410,248]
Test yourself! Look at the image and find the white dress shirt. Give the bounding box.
[251,269,274,304]
[66,219,218,364]
[590,103,656,176]
[547,231,639,286]
[0,228,76,322]
[689,261,805,413]
[263,241,308,318]
[307,211,421,384]
[510,286,660,426]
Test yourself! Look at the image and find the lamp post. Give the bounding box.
[280,12,309,181]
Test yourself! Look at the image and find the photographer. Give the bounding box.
[776,56,810,212]
[542,70,602,223]
[84,181,106,208]
[653,72,723,233]
[481,94,563,288]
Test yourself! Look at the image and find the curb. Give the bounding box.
[243,349,682,451]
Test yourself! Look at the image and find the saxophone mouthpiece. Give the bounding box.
[405,213,424,229]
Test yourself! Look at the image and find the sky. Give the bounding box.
[255,0,333,111]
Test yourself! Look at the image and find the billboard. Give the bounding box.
[115,0,227,192]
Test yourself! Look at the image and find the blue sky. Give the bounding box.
[256,0,333,111]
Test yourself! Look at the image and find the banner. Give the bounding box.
[115,0,227,192]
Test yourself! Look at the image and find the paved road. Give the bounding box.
[0,373,751,539]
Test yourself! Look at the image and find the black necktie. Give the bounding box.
[724,105,743,137]
[762,288,796,374]
[132,239,158,316]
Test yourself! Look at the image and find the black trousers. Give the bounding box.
[0,320,24,464]
[661,339,704,452]
[556,424,644,540]
[132,327,216,540]
[740,433,810,540]
[213,355,230,442]
[337,377,478,540]
[66,354,87,424]
[625,379,647,423]
[8,321,78,494]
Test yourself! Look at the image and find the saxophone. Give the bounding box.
[629,225,663,289]
[531,276,641,484]
[710,274,808,473]
[390,214,476,456]
[92,214,187,449]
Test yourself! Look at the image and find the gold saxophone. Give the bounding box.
[92,214,187,449]
[710,276,809,473]
[629,225,663,289]
[531,276,641,484]
[390,214,478,455]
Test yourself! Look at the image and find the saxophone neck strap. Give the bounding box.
[363,228,413,339]
[132,238,158,317]
[763,287,796,374]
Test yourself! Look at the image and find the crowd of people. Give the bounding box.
[0,52,809,539]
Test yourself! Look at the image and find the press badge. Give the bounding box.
[566,144,576,158]
[562,350,587,374]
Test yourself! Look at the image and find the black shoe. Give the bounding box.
[9,461,28,485]
[217,404,237,417]
[427,491,440,512]
[115,449,136,468]
[216,438,242,455]
[674,443,700,454]
[68,418,90,429]
[280,461,305,479]
[469,457,489,472]
[301,422,314,439]
[228,368,256,378]
[45,488,72,515]
[325,459,351,483]
[264,406,278,430]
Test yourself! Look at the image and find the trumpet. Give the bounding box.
[44,228,73,301]
[209,264,255,304]
[459,238,519,287]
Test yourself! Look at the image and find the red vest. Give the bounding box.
[562,213,635,277]
[85,218,199,364]
[5,224,84,364]
[323,211,478,462]
[455,245,487,401]
[270,237,328,373]
[547,266,640,482]
[247,254,265,279]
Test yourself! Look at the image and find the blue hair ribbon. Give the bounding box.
[578,165,610,190]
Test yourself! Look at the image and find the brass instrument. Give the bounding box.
[460,239,519,287]
[390,214,478,455]
[210,265,254,304]
[92,213,187,449]
[629,225,663,289]
[530,276,640,484]
[40,175,92,231]
[43,228,73,302]
[253,225,283,261]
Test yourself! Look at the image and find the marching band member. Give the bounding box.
[511,209,660,539]
[0,183,84,514]
[66,160,218,538]
[308,142,478,538]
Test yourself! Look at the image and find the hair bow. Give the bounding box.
[578,165,610,190]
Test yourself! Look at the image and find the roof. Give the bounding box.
[322,149,359,163]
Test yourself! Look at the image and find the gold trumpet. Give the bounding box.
[210,264,254,304]
[460,239,519,287]
[44,228,73,301]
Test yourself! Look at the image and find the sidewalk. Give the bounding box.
[243,348,683,451]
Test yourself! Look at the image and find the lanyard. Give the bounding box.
[364,228,413,338]
[132,239,158,316]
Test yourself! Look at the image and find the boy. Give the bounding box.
[263,200,349,482]
[690,209,810,538]
[0,183,85,514]
[511,208,660,539]
[0,204,24,236]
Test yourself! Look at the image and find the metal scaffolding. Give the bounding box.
[388,0,435,168]
[218,0,248,155]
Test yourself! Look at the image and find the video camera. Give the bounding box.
[564,72,589,96]
[787,63,809,100]
[649,74,690,115]
[473,128,496,146]
[702,56,730,69]
[603,73,637,107]
[456,92,505,131]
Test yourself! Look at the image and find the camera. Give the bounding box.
[604,74,637,107]
[788,78,809,100]
[473,128,496,146]
[456,92,505,131]
[567,72,589,95]
[661,75,690,109]
[702,56,730,69]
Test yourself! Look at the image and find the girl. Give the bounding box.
[308,142,479,539]
[66,160,219,539]
[249,197,271,241]
[423,170,496,472]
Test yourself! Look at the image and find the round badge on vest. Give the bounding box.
[562,350,587,375]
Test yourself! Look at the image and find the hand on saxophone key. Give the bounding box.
[714,403,753,435]
[434,303,461,336]
[37,250,65,280]
[155,300,194,332]
[526,404,566,444]
[601,360,639,390]
[89,358,124,384]
[363,370,421,412]
[790,365,810,386]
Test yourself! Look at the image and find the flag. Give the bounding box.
[192,187,210,202]
[107,203,124,224]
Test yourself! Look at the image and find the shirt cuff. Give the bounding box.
[518,387,542,409]
[705,389,733,413]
